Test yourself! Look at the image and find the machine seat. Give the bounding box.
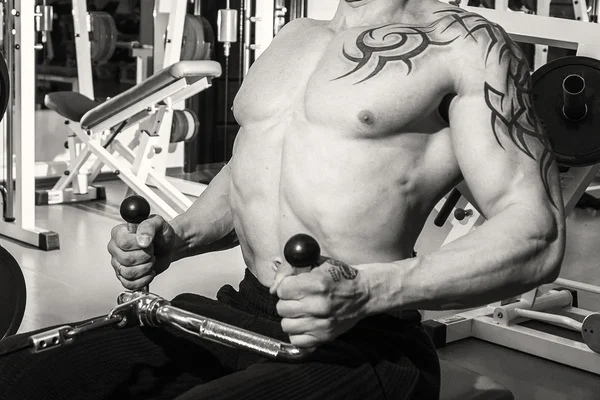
[440,360,514,400]
[80,60,222,131]
[44,91,99,122]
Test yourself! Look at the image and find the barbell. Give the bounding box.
[89,11,215,63]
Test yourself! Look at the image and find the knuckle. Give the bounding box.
[317,279,329,293]
[276,286,285,299]
[110,258,120,272]
[275,301,284,316]
[318,300,332,315]
[289,335,302,347]
[107,240,115,255]
[110,224,121,238]
[122,253,137,266]
[120,266,136,280]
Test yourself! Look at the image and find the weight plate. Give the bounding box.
[199,16,215,60]
[170,109,201,143]
[181,15,214,61]
[582,313,600,354]
[0,245,26,339]
[183,108,200,142]
[89,12,117,63]
[170,110,189,143]
[0,52,10,122]
[181,15,199,61]
[531,56,600,167]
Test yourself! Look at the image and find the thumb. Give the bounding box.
[135,215,165,248]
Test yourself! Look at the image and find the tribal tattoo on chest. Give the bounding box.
[334,8,556,207]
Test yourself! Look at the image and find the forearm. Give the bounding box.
[169,165,238,261]
[365,205,564,314]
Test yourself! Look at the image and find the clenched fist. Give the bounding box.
[107,215,177,290]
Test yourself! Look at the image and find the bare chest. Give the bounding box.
[233,22,455,135]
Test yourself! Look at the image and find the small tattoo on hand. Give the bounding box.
[325,259,359,282]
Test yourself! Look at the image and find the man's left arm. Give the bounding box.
[275,25,567,348]
[365,31,566,314]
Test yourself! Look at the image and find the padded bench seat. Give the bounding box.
[81,60,221,131]
[45,91,99,123]
[44,60,221,128]
[440,360,514,400]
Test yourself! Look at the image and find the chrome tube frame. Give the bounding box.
[114,291,311,362]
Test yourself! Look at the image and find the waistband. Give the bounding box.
[235,269,281,318]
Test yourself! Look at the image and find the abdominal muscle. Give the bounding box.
[228,116,457,288]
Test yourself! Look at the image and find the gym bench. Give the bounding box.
[42,60,222,219]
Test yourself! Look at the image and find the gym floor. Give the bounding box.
[4,175,600,400]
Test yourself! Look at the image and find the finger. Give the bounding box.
[276,273,326,300]
[281,317,325,335]
[269,262,294,295]
[117,273,155,291]
[135,215,166,248]
[276,299,306,318]
[110,245,154,268]
[277,298,331,318]
[110,225,140,252]
[112,258,155,280]
[288,334,319,349]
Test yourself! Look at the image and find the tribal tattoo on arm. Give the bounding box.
[321,258,359,282]
[334,8,557,207]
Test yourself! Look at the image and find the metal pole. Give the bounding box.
[243,0,252,76]
[592,0,600,23]
[72,0,94,99]
[4,0,14,222]
[289,0,306,20]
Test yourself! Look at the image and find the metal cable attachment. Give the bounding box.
[117,291,312,362]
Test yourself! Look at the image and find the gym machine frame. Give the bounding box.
[475,0,592,70]
[33,0,110,206]
[148,0,208,198]
[37,0,210,210]
[245,0,308,76]
[0,0,59,250]
[428,5,600,375]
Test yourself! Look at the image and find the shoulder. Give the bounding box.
[275,18,324,37]
[429,7,517,61]
[431,8,530,93]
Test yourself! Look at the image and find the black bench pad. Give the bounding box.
[80,60,221,131]
[44,92,99,122]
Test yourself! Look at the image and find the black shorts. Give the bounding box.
[0,269,440,400]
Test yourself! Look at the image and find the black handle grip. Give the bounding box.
[434,189,462,227]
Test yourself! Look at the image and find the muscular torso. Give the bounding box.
[229,6,470,286]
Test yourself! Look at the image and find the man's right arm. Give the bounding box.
[168,162,238,262]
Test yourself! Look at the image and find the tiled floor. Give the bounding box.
[3,178,600,399]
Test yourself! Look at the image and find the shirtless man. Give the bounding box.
[0,1,565,399]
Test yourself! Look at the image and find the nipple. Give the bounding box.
[358,110,375,126]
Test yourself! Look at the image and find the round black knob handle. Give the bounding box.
[284,234,321,268]
[119,195,151,293]
[454,208,473,221]
[120,195,151,225]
